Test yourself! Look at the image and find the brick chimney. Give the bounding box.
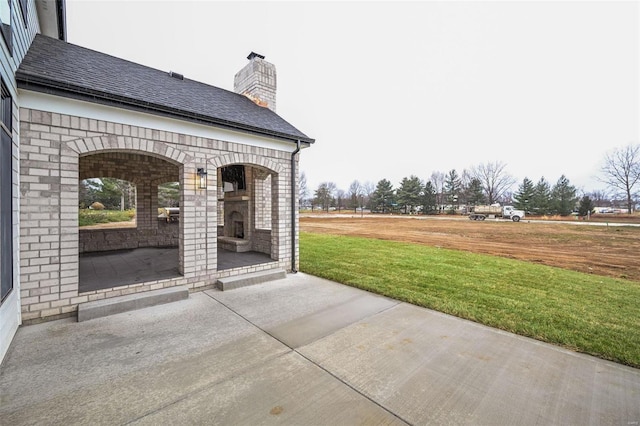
[234,52,277,112]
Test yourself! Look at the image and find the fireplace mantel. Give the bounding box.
[218,195,250,202]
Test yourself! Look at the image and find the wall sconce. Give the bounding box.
[197,168,207,189]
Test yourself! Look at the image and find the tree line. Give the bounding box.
[301,144,640,216]
[80,178,179,210]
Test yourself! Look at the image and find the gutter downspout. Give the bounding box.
[57,0,67,41]
[291,140,301,273]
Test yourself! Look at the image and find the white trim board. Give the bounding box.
[18,90,301,153]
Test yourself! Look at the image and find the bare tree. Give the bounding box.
[459,168,473,206]
[430,171,445,212]
[314,182,336,212]
[299,171,309,209]
[586,189,610,207]
[362,181,375,210]
[599,143,640,214]
[335,189,346,212]
[471,161,516,204]
[347,180,362,212]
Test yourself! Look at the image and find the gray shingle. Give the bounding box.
[16,34,313,144]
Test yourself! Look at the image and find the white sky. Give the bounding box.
[65,0,639,194]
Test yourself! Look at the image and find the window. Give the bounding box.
[1,80,12,303]
[0,0,10,55]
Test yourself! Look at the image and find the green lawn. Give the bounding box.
[300,232,640,367]
[79,209,136,227]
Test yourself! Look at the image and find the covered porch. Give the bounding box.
[79,247,275,293]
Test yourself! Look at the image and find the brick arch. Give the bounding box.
[79,152,179,183]
[68,135,191,166]
[151,177,180,186]
[209,153,283,174]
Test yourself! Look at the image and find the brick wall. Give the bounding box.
[19,107,296,322]
[79,225,179,253]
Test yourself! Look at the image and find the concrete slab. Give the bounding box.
[209,273,399,348]
[1,293,286,424]
[77,286,189,321]
[130,351,404,425]
[299,302,640,425]
[2,272,640,425]
[216,268,286,291]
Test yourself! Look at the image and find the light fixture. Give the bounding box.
[197,168,207,189]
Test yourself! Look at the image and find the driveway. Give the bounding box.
[1,273,639,425]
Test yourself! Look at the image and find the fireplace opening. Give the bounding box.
[233,220,244,239]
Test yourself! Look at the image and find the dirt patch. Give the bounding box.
[301,215,640,283]
[80,221,136,230]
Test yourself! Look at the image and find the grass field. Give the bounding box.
[79,209,135,227]
[301,215,640,282]
[300,232,640,368]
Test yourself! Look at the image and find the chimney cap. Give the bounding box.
[247,51,265,61]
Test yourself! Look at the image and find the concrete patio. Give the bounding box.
[1,273,639,425]
[79,247,274,292]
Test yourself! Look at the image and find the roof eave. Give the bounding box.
[16,75,315,145]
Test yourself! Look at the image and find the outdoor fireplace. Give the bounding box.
[233,220,244,239]
[218,209,250,252]
[228,211,245,239]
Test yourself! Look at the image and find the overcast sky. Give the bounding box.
[65,1,639,194]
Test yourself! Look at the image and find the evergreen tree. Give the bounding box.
[551,175,577,216]
[79,179,100,209]
[465,178,485,206]
[531,177,552,215]
[422,181,437,214]
[91,178,134,210]
[513,177,535,213]
[158,182,179,207]
[396,175,423,213]
[443,169,462,213]
[371,179,395,213]
[578,195,595,217]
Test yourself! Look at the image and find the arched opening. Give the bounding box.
[78,152,181,292]
[216,164,277,270]
[79,178,137,228]
[158,181,180,223]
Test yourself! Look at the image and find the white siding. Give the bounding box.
[0,0,40,363]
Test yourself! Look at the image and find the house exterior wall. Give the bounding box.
[0,0,41,362]
[18,106,298,323]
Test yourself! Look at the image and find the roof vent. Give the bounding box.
[169,71,184,80]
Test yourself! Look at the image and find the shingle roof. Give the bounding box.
[16,34,314,144]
